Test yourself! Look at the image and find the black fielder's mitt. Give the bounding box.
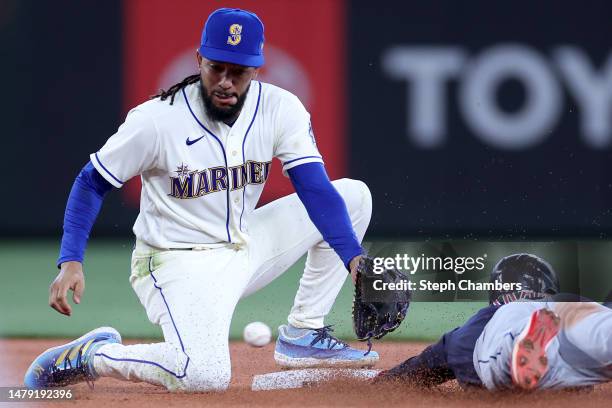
[352,256,411,352]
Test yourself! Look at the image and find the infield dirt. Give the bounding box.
[2,339,610,407]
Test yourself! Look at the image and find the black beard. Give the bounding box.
[200,82,250,123]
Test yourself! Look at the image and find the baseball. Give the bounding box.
[243,322,272,347]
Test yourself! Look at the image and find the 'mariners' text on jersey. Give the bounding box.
[169,161,272,199]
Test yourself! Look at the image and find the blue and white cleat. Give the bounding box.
[274,325,379,368]
[24,327,121,388]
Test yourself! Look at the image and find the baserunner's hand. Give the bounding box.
[49,261,85,316]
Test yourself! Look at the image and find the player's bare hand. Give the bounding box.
[349,255,362,284]
[49,261,85,316]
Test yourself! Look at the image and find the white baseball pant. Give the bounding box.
[92,178,372,391]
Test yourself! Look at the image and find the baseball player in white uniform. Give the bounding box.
[25,8,378,392]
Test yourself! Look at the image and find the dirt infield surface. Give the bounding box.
[2,339,610,407]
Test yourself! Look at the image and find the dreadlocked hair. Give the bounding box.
[151,74,201,105]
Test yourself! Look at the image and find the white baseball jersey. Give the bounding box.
[90,81,323,248]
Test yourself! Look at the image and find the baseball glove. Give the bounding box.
[352,256,411,353]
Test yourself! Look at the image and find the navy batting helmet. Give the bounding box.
[489,253,560,304]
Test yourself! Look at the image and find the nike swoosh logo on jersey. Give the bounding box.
[186,135,205,146]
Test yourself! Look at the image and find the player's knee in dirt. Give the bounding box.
[175,366,231,392]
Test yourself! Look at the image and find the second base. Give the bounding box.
[251,368,380,391]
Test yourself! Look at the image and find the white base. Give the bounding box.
[252,368,380,391]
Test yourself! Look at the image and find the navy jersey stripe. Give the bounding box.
[239,81,262,232]
[94,152,124,185]
[181,87,232,243]
[283,155,323,167]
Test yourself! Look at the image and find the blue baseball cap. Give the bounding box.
[199,8,265,68]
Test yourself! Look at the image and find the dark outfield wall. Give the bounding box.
[349,0,612,238]
[0,1,131,236]
[2,1,611,239]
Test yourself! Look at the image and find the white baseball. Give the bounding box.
[243,322,272,347]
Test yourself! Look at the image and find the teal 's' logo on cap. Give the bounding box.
[227,24,242,46]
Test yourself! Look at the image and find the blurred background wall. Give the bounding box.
[1,0,611,238]
[0,0,610,339]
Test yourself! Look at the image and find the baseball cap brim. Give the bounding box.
[199,45,264,68]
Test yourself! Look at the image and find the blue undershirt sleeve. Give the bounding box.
[287,162,363,268]
[57,161,113,267]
